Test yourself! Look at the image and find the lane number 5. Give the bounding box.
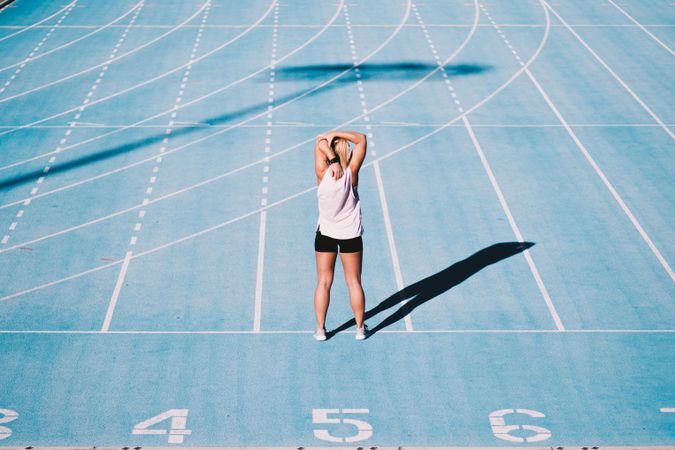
[312,408,373,443]
[489,408,551,442]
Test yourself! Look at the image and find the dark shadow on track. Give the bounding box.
[275,62,491,81]
[328,241,534,339]
[0,62,491,192]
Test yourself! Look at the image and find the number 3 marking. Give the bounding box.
[312,408,373,443]
[0,409,19,440]
[489,408,551,442]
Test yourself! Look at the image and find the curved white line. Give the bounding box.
[544,0,674,141]
[128,0,551,263]
[0,0,77,43]
[0,0,469,246]
[0,1,144,74]
[0,0,329,172]
[375,3,551,165]
[0,0,209,104]
[0,0,348,227]
[0,0,478,274]
[1,0,549,304]
[0,0,426,208]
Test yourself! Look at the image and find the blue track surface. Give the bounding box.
[0,0,673,446]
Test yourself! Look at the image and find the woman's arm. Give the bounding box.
[331,131,366,186]
[314,135,343,184]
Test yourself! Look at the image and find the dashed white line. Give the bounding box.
[254,3,280,333]
[0,1,144,246]
[0,0,78,44]
[417,2,564,330]
[0,1,210,104]
[102,2,211,331]
[344,4,412,331]
[0,1,78,95]
[483,2,674,282]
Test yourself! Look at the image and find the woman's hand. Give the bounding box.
[317,132,336,145]
[328,160,343,179]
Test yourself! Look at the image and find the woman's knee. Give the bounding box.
[317,274,334,289]
[344,275,362,291]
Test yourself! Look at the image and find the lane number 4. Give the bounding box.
[312,408,373,443]
[132,409,192,444]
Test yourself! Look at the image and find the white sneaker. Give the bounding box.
[355,324,369,340]
[313,328,327,341]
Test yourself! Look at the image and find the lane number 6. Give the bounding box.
[0,409,19,440]
[489,408,551,442]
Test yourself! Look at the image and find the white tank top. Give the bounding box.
[316,167,363,239]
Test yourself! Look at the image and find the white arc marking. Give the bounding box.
[543,0,674,140]
[524,68,674,281]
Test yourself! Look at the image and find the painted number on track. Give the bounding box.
[312,408,373,443]
[132,409,192,444]
[0,409,18,440]
[489,408,551,443]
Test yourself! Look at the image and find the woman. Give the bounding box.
[313,130,368,341]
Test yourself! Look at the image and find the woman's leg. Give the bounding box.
[314,251,337,330]
[340,250,365,328]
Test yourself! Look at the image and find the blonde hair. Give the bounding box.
[330,137,351,167]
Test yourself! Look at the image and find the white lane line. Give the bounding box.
[0,2,144,245]
[344,4,412,331]
[0,0,77,43]
[0,186,316,303]
[2,122,673,130]
[0,0,413,247]
[254,3,280,333]
[0,0,421,213]
[101,2,211,332]
[0,1,276,152]
[661,408,675,413]
[464,115,564,330]
[1,329,674,335]
[253,211,267,332]
[543,0,674,140]
[0,1,210,104]
[3,22,675,29]
[0,0,483,257]
[0,1,77,96]
[0,0,145,74]
[0,0,307,172]
[101,250,132,332]
[476,4,565,331]
[526,68,675,281]
[1,0,498,309]
[0,2,554,304]
[484,3,673,281]
[606,0,674,56]
[418,2,562,330]
[0,4,413,210]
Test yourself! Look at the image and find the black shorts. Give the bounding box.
[314,231,363,253]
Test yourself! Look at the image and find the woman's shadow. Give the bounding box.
[328,241,534,338]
